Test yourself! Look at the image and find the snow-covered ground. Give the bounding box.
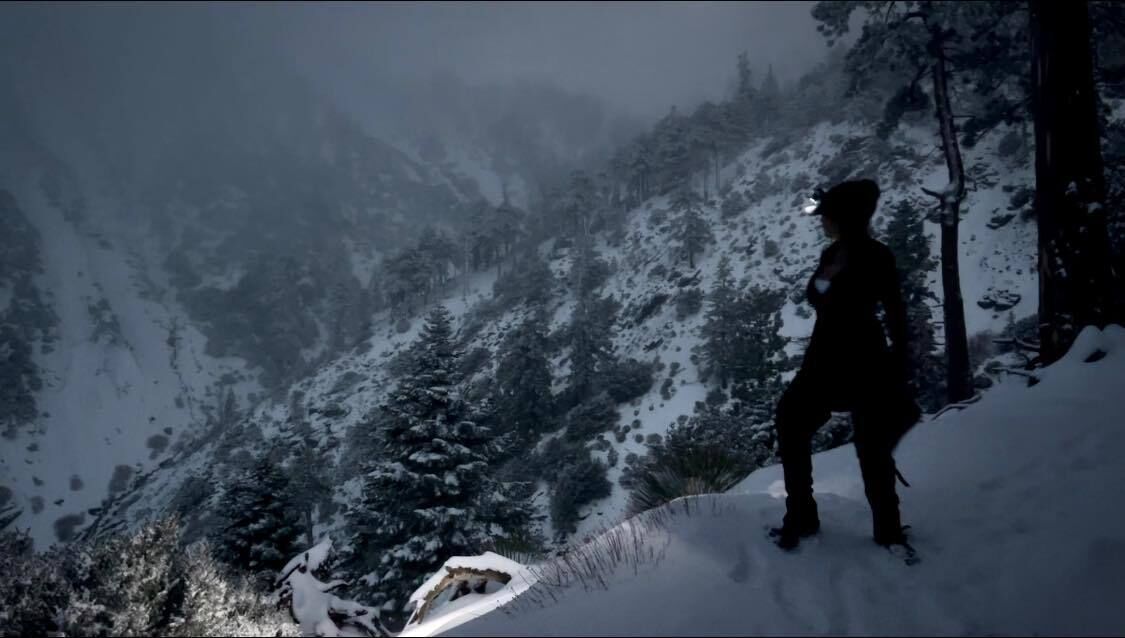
[0,164,259,547]
[415,325,1125,636]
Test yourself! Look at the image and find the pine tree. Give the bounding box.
[671,189,714,268]
[566,292,618,406]
[564,230,618,407]
[285,424,332,548]
[692,101,728,195]
[883,200,945,410]
[212,449,302,579]
[726,53,758,144]
[494,310,555,443]
[349,305,501,613]
[736,51,755,102]
[561,170,600,240]
[493,198,528,263]
[758,65,782,132]
[700,255,787,402]
[701,254,739,387]
[492,249,556,308]
[653,107,693,193]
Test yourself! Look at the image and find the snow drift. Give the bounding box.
[410,325,1125,636]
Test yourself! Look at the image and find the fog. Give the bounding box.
[0,2,827,147]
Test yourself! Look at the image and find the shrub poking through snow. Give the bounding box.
[626,444,749,516]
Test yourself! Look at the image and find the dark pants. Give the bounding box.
[775,371,901,538]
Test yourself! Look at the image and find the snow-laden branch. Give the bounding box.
[275,538,390,637]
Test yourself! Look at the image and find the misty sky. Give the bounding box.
[285,1,827,118]
[2,1,828,131]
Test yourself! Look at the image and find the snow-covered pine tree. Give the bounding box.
[671,189,714,268]
[212,448,303,582]
[348,305,501,615]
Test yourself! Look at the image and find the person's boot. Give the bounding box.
[871,506,907,547]
[770,500,820,550]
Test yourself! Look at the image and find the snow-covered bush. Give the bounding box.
[624,404,776,515]
[626,445,746,516]
[0,529,71,636]
[170,541,296,637]
[0,517,301,637]
[275,538,388,637]
[62,516,186,636]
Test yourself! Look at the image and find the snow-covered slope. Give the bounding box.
[0,81,508,546]
[0,160,262,547]
[87,117,1041,551]
[425,325,1125,636]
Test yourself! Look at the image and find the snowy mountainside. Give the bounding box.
[0,89,513,546]
[92,117,1040,551]
[391,137,534,212]
[0,156,262,547]
[424,325,1125,636]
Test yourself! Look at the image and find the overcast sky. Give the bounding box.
[2,2,829,134]
[278,1,827,118]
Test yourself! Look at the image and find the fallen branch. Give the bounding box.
[410,566,513,626]
[931,392,982,420]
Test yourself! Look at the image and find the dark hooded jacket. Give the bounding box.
[800,179,915,427]
[803,235,908,388]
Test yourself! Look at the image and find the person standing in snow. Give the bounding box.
[771,178,921,551]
